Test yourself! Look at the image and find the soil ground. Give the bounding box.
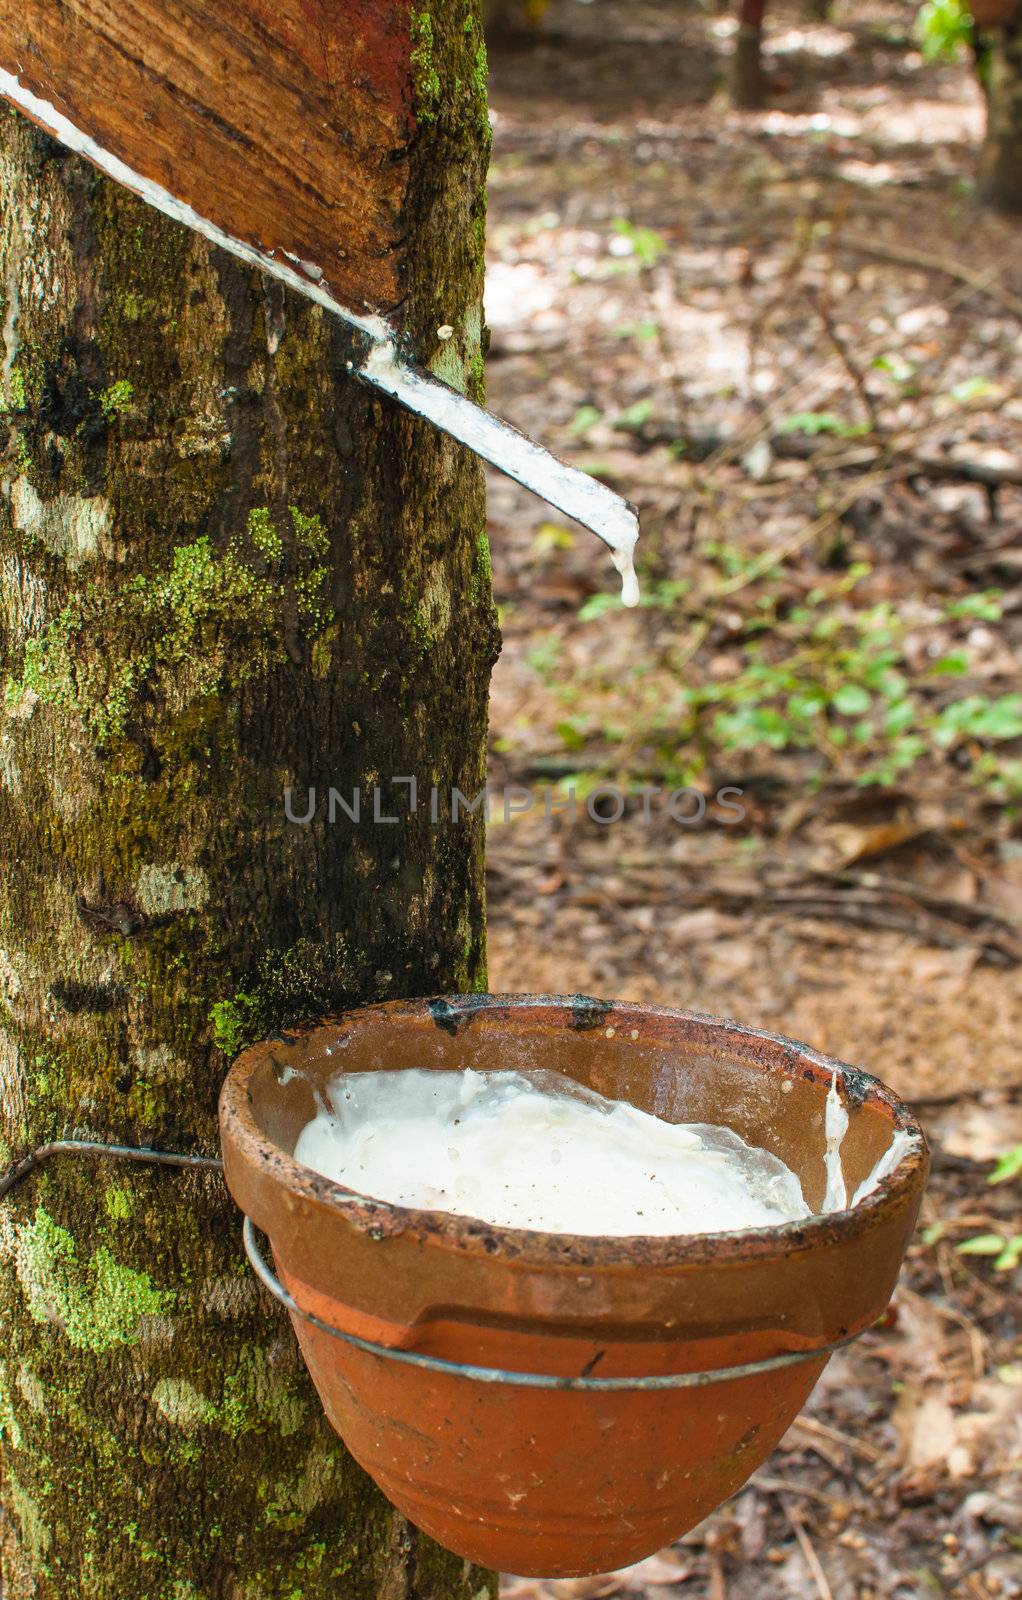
[482,2,1022,1594]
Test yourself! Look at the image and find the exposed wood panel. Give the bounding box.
[0,0,417,311]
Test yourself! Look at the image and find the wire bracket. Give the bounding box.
[0,1138,223,1201]
[242,1217,860,1391]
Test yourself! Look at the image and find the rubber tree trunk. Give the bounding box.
[976,14,1022,212]
[0,5,498,1596]
[732,0,768,109]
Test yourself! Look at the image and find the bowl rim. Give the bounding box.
[219,992,930,1270]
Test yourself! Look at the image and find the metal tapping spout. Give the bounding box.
[357,337,641,606]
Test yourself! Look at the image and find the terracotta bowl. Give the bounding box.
[219,995,928,1578]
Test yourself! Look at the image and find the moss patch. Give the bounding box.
[411,9,442,124]
[4,505,335,751]
[14,1206,174,1351]
[210,933,365,1056]
[102,1186,133,1222]
[98,379,133,419]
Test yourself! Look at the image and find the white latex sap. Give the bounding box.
[294,1065,916,1236]
[294,1068,812,1236]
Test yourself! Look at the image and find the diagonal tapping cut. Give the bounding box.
[0,66,640,605]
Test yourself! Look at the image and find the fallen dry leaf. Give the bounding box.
[501,1551,694,1600]
[616,1551,694,1587]
[547,1579,622,1599]
[501,1576,619,1600]
[810,816,935,870]
[667,909,742,943]
[928,1098,1022,1164]
[892,1387,963,1474]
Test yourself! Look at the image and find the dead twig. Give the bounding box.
[908,452,1022,491]
[704,468,895,601]
[667,618,711,674]
[814,870,1022,940]
[751,1475,851,1511]
[772,432,1022,490]
[792,1415,886,1466]
[815,288,881,433]
[783,1504,835,1600]
[707,1553,728,1600]
[560,883,1022,965]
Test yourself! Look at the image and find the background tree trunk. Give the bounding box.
[484,0,548,39]
[0,2,499,1595]
[732,0,768,109]
[976,13,1022,211]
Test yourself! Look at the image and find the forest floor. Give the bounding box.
[482,1,1022,1595]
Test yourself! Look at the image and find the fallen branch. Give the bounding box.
[559,883,1022,965]
[835,233,1022,323]
[908,452,1022,491]
[772,433,1022,490]
[816,869,1022,940]
[706,467,895,600]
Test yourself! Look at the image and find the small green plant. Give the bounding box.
[2,368,26,411]
[947,375,998,405]
[991,1145,1022,1184]
[569,404,603,437]
[931,694,1022,747]
[525,636,561,683]
[778,412,869,439]
[956,1144,1022,1272]
[609,217,669,270]
[614,399,656,433]
[704,539,783,584]
[613,320,660,343]
[410,9,441,123]
[532,523,576,553]
[915,0,972,63]
[546,565,1019,797]
[957,1233,1022,1272]
[555,717,589,751]
[246,506,284,562]
[873,353,918,394]
[577,577,688,623]
[945,591,1004,622]
[210,994,261,1057]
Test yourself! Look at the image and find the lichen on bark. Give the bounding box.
[0,2,499,1592]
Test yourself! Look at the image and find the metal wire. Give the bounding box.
[242,1217,858,1392]
[0,1138,866,1393]
[0,1139,223,1201]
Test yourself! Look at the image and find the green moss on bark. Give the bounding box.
[13,1207,174,1351]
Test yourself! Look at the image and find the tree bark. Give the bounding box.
[976,13,1022,212]
[732,0,768,110]
[0,3,499,1595]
